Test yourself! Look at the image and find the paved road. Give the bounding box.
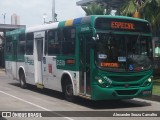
[0,71,160,120]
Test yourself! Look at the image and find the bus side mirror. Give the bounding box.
[91,34,99,49]
[92,34,99,41]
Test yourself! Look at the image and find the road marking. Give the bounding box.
[0,90,74,120]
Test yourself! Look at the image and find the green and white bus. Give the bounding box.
[5,15,153,101]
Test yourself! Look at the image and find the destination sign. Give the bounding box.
[111,21,135,30]
[100,62,119,67]
[95,18,151,33]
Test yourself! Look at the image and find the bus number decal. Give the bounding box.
[57,60,65,66]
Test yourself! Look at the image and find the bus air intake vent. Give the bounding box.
[116,89,138,95]
[112,83,141,87]
[109,76,144,82]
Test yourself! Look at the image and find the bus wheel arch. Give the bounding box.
[61,74,75,102]
[19,68,26,88]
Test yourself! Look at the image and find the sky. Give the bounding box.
[0,0,85,27]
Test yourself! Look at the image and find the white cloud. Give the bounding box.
[0,0,85,27]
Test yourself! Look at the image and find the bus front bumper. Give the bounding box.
[91,84,152,100]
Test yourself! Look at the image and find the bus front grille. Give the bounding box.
[115,89,138,95]
[108,76,144,82]
[112,83,141,87]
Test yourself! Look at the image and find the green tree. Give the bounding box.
[119,0,137,16]
[140,0,160,32]
[81,2,106,15]
[119,0,160,33]
[119,0,144,17]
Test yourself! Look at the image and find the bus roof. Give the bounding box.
[26,15,149,32]
[7,15,149,35]
[6,28,25,36]
[26,16,92,33]
[26,22,59,33]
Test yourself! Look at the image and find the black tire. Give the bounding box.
[64,81,75,102]
[19,71,26,88]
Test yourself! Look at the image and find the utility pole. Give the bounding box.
[52,0,55,22]
[2,13,6,24]
[43,13,47,24]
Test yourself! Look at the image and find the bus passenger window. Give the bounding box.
[62,27,75,55]
[26,33,34,55]
[18,33,25,55]
[6,36,12,54]
[155,44,160,57]
[48,30,61,55]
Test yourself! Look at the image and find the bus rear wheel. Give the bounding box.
[64,81,75,102]
[19,71,26,88]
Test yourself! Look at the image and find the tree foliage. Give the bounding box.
[119,0,160,33]
[81,2,105,15]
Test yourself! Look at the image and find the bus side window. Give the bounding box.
[6,36,12,54]
[62,27,75,55]
[18,33,26,55]
[48,29,61,55]
[155,43,160,57]
[26,32,34,55]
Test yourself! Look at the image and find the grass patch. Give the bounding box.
[153,82,160,95]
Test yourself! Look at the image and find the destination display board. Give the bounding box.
[95,18,151,33]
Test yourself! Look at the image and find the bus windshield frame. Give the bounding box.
[94,17,152,73]
[94,32,153,72]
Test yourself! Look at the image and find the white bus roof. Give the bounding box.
[26,22,59,33]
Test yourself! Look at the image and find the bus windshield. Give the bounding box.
[95,33,153,72]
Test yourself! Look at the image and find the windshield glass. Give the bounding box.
[95,33,153,72]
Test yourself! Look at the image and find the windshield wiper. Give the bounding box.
[133,33,141,50]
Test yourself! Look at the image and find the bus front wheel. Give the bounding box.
[19,71,26,88]
[64,81,75,102]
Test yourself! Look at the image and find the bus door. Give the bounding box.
[34,31,45,88]
[12,36,18,79]
[79,34,91,96]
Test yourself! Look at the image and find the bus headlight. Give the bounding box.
[97,79,110,88]
[143,77,152,86]
[98,79,103,84]
[95,75,112,88]
[148,78,152,82]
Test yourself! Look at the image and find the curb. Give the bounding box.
[143,95,160,102]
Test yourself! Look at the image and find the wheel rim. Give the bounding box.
[21,77,24,86]
[66,84,73,97]
[20,75,24,86]
[20,73,25,87]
